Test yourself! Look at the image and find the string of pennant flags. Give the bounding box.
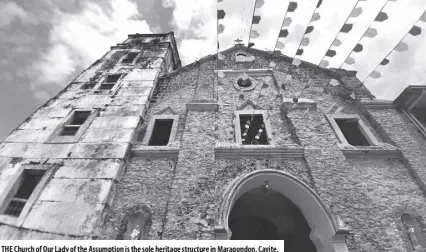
[217,0,426,86]
[364,9,426,82]
[339,0,395,68]
[318,0,363,68]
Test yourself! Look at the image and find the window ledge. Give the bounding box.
[0,214,18,226]
[214,142,304,159]
[132,143,180,159]
[339,143,401,159]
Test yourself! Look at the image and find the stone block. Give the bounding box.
[68,143,129,159]
[116,87,152,96]
[19,118,64,130]
[21,201,105,236]
[80,128,135,143]
[89,116,140,129]
[5,129,54,143]
[54,159,125,180]
[101,104,146,117]
[0,143,73,159]
[39,178,114,204]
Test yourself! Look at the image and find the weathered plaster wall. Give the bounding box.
[0,33,177,239]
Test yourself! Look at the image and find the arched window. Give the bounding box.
[117,205,152,240]
[401,213,426,250]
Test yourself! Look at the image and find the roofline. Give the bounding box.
[159,45,359,80]
[394,85,426,107]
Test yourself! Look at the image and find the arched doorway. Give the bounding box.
[228,188,316,252]
[216,170,350,252]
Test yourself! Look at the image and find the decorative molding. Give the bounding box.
[154,106,178,115]
[341,147,402,159]
[237,100,265,111]
[186,100,219,112]
[281,98,317,114]
[358,99,394,109]
[132,144,180,159]
[214,143,304,158]
[216,68,273,77]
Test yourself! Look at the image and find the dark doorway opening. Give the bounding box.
[229,188,316,252]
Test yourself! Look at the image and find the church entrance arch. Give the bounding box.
[215,170,349,252]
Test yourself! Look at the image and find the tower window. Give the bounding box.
[148,119,174,146]
[100,74,121,90]
[3,170,45,217]
[121,52,139,64]
[239,114,268,145]
[60,110,91,136]
[334,118,370,146]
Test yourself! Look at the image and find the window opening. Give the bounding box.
[148,119,174,146]
[122,52,138,64]
[3,170,45,217]
[239,114,268,145]
[81,83,95,90]
[335,118,370,146]
[100,74,121,90]
[410,107,426,128]
[236,53,247,62]
[60,111,91,136]
[237,78,252,88]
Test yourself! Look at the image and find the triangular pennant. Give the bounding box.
[345,57,355,65]
[340,24,353,33]
[288,2,298,12]
[375,12,388,22]
[252,16,261,24]
[319,60,329,68]
[409,26,421,36]
[353,44,363,53]
[305,26,314,34]
[332,39,342,47]
[218,24,225,34]
[283,17,292,27]
[255,0,265,8]
[218,9,225,19]
[365,28,378,38]
[248,43,255,48]
[380,59,389,65]
[296,49,304,56]
[350,7,363,18]
[350,92,356,99]
[292,58,302,66]
[370,70,381,79]
[250,30,260,38]
[420,10,426,22]
[311,13,321,22]
[395,42,408,52]
[301,38,310,46]
[325,50,336,57]
[275,41,285,49]
[279,29,289,38]
[317,0,323,8]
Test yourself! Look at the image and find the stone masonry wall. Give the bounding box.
[0,34,177,239]
[102,46,426,252]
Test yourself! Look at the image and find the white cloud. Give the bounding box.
[28,0,152,101]
[0,2,27,27]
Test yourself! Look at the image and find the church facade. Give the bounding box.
[1,32,426,251]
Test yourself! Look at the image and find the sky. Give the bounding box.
[0,0,426,140]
